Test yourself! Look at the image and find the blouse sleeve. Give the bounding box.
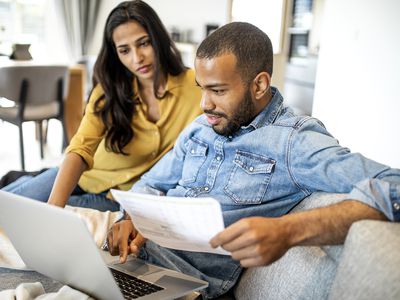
[65,84,106,169]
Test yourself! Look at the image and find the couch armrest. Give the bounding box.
[329,220,400,300]
[233,192,349,300]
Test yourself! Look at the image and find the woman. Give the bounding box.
[3,0,202,211]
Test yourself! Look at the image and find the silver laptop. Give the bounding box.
[0,191,208,300]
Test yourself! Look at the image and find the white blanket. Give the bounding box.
[0,282,95,300]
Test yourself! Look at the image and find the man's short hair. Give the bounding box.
[196,22,273,84]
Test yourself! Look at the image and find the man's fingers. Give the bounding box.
[130,233,147,255]
[210,219,248,248]
[107,221,146,263]
[107,223,120,256]
[217,231,258,253]
[118,221,134,263]
[236,246,286,268]
[230,243,263,261]
[239,256,268,268]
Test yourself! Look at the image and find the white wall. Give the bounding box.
[309,0,325,55]
[145,0,230,44]
[312,0,400,167]
[89,0,230,55]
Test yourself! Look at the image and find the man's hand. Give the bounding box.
[107,220,147,263]
[210,216,291,268]
[210,200,387,268]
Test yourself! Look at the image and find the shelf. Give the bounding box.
[287,27,310,34]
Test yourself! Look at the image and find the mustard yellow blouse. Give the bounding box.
[66,69,202,193]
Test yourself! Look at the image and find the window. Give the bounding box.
[0,0,47,58]
[0,0,69,62]
[231,0,285,54]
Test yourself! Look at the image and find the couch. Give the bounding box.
[233,193,400,300]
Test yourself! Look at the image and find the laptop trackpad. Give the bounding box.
[155,275,204,290]
[114,259,160,276]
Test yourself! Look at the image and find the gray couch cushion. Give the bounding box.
[329,220,400,300]
[234,192,349,300]
[234,245,339,300]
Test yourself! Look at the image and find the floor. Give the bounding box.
[0,120,63,179]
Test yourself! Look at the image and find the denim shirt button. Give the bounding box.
[249,166,254,172]
[216,156,221,161]
[393,202,400,211]
[191,149,195,154]
[204,186,209,191]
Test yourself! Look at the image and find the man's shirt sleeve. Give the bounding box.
[289,117,400,221]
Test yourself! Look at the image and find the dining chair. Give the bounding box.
[0,65,69,170]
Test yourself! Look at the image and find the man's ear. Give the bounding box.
[252,72,271,100]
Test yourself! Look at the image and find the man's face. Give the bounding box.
[195,53,256,136]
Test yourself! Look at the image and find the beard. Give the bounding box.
[207,88,256,137]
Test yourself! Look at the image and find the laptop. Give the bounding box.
[0,191,208,300]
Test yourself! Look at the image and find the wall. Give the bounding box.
[89,0,230,54]
[312,0,400,167]
[145,0,230,44]
[308,0,325,55]
[88,0,288,91]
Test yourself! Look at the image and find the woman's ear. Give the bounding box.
[252,72,271,100]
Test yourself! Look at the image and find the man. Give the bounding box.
[107,22,400,299]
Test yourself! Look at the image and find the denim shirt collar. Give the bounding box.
[242,87,283,131]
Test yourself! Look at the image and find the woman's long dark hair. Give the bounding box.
[92,0,185,155]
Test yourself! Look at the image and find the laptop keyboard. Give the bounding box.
[110,268,164,299]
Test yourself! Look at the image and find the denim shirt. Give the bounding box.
[131,87,400,298]
[132,87,400,224]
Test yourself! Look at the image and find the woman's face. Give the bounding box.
[112,20,156,82]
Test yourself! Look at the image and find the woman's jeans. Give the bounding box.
[2,167,120,212]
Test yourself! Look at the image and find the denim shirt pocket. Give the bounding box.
[181,137,208,184]
[224,150,275,204]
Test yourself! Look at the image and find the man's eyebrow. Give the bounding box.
[195,80,228,88]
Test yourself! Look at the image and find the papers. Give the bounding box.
[111,190,229,255]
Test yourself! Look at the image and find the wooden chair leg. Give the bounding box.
[18,123,25,171]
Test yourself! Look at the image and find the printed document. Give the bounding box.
[111,190,230,255]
